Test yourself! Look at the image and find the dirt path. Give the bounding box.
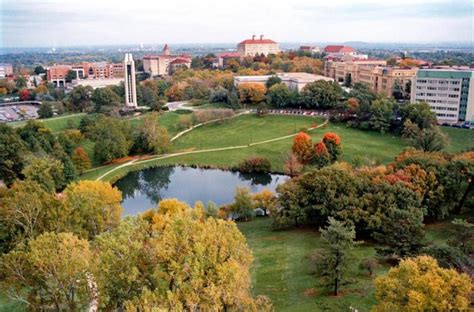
[95,118,328,181]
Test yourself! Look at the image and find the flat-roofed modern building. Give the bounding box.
[410,68,474,124]
[234,72,334,92]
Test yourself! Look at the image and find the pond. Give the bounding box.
[114,166,290,216]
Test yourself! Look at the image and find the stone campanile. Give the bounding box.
[124,53,137,109]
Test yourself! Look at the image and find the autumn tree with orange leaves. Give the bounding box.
[292,132,313,164]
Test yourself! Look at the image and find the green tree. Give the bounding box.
[265,75,282,89]
[301,80,343,109]
[65,70,77,82]
[0,232,92,310]
[67,85,93,112]
[0,180,61,253]
[231,186,255,221]
[0,124,27,185]
[91,116,133,163]
[22,156,65,192]
[266,83,294,108]
[399,101,437,129]
[133,112,170,154]
[37,102,54,118]
[15,76,27,89]
[402,120,449,152]
[33,65,45,75]
[91,87,121,113]
[312,217,356,296]
[368,97,394,133]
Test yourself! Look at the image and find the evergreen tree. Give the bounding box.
[312,217,356,296]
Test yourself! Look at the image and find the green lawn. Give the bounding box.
[9,113,87,133]
[237,214,470,312]
[441,126,474,152]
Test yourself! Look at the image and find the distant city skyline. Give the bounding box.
[1,0,472,48]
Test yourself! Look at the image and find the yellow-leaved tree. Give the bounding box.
[372,255,472,311]
[62,180,123,239]
[95,199,272,311]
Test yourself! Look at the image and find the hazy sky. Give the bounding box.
[1,0,473,47]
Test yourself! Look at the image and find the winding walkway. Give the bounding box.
[95,117,328,181]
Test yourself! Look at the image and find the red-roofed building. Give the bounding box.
[237,35,279,57]
[323,45,357,58]
[143,44,192,76]
[217,52,241,68]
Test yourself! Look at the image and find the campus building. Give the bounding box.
[217,52,241,68]
[142,44,192,76]
[358,66,418,96]
[410,68,474,124]
[234,72,334,92]
[0,63,13,78]
[47,62,124,87]
[237,35,280,57]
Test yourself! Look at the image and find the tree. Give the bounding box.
[15,76,27,89]
[71,146,92,173]
[91,87,121,112]
[322,132,342,162]
[292,132,313,164]
[368,97,394,133]
[237,83,266,104]
[0,124,27,185]
[133,112,170,155]
[0,232,92,310]
[312,217,356,296]
[65,70,77,82]
[0,180,61,253]
[253,189,277,216]
[91,116,133,163]
[22,156,65,192]
[33,65,46,75]
[373,256,471,311]
[399,101,437,129]
[209,86,229,103]
[19,88,31,101]
[62,180,123,239]
[265,75,282,89]
[231,186,255,221]
[266,83,294,108]
[37,102,54,118]
[313,141,331,168]
[301,80,343,109]
[448,218,474,254]
[402,120,449,152]
[67,85,93,112]
[95,201,270,311]
[283,152,303,176]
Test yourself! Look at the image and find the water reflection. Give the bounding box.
[114,166,289,216]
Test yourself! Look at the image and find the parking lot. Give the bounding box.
[0,104,39,122]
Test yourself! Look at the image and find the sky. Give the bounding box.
[1,0,473,47]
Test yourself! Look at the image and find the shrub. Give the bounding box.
[359,258,379,276]
[191,109,235,124]
[239,156,271,173]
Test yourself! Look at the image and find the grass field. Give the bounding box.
[9,113,87,133]
[81,114,474,183]
[237,214,465,312]
[441,126,474,152]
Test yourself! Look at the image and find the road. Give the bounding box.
[164,101,193,111]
